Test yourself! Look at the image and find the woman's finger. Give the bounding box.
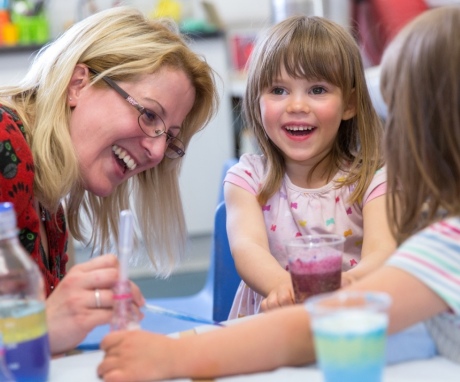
[75,254,118,272]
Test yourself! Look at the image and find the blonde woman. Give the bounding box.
[0,6,218,355]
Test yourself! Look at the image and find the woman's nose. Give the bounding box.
[141,135,167,163]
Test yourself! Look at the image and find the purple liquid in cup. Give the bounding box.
[289,249,342,303]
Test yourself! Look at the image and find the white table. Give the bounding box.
[49,349,460,382]
[50,319,460,382]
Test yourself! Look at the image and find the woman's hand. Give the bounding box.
[260,281,295,312]
[46,255,145,355]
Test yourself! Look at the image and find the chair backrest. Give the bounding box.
[212,201,241,322]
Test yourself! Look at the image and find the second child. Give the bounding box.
[225,15,395,318]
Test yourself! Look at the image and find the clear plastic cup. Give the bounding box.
[286,234,344,303]
[305,291,392,382]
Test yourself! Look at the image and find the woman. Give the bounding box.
[0,6,218,355]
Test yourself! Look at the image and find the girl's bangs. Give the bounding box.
[259,28,345,89]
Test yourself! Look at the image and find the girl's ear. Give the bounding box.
[342,88,357,121]
[67,64,90,107]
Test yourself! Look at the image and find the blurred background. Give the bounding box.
[1,0,457,298]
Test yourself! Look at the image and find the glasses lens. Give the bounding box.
[165,138,185,159]
[138,111,166,137]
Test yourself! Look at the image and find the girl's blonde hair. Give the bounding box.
[0,6,218,275]
[381,6,460,244]
[243,15,383,205]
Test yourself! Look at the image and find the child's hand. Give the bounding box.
[98,330,177,382]
[260,282,295,312]
[341,272,357,287]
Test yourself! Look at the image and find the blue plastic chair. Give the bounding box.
[212,201,241,322]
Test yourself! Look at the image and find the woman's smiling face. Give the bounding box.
[68,65,196,197]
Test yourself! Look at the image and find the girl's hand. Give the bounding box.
[46,255,145,355]
[341,272,357,287]
[260,281,295,311]
[98,330,177,382]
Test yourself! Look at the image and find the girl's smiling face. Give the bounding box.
[68,65,195,197]
[259,67,355,175]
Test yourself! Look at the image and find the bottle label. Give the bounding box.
[0,301,49,382]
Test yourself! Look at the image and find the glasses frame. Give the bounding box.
[88,68,185,159]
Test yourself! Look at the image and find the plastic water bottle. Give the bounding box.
[0,202,50,382]
[0,334,15,382]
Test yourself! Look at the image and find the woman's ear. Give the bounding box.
[342,88,357,121]
[67,64,90,107]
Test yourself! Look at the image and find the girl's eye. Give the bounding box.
[311,86,327,95]
[271,87,286,95]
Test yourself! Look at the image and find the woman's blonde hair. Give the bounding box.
[243,15,383,205]
[0,6,218,274]
[381,6,460,244]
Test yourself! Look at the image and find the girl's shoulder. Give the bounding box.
[231,153,266,177]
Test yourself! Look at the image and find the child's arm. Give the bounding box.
[98,305,314,382]
[224,182,295,310]
[342,195,396,285]
[97,266,448,382]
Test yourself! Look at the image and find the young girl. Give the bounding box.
[224,15,395,318]
[98,7,460,381]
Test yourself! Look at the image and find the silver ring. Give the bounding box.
[94,289,101,308]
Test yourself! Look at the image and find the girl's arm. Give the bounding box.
[97,265,448,382]
[224,182,295,309]
[347,266,449,333]
[98,305,313,382]
[343,194,396,285]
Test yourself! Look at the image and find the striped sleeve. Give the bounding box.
[387,217,460,315]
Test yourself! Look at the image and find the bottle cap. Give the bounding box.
[0,202,18,239]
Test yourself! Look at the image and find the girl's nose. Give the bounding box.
[141,135,167,164]
[286,95,310,114]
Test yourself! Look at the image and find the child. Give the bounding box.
[224,15,395,318]
[98,7,460,381]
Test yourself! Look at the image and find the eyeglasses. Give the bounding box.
[88,68,185,159]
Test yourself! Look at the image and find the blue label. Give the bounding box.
[5,334,50,382]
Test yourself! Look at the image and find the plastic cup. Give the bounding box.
[286,234,344,303]
[305,291,392,382]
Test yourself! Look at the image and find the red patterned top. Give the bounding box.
[0,105,68,296]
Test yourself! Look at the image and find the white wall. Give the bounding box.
[46,0,351,38]
[46,0,270,38]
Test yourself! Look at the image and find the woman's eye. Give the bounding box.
[165,132,174,142]
[143,110,158,125]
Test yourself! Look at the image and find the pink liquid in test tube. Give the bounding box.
[110,210,141,331]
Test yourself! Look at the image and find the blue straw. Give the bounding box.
[143,304,224,327]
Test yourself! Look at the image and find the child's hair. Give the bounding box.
[0,6,218,274]
[381,6,460,244]
[243,15,383,206]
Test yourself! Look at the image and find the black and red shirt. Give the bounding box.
[0,105,68,296]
